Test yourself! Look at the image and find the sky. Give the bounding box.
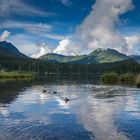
[0,0,140,57]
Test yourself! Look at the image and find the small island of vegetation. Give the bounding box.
[101,72,140,87]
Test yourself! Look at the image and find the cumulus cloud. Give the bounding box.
[76,0,134,54]
[0,30,11,41]
[53,39,76,55]
[32,44,52,58]
[56,0,138,55]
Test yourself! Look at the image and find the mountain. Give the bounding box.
[39,48,129,64]
[0,41,27,58]
[39,53,87,63]
[0,41,139,74]
[88,48,128,63]
[0,41,46,72]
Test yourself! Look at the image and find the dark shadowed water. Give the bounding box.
[0,75,140,140]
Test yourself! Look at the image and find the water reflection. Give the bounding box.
[0,75,140,140]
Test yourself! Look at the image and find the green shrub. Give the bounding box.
[120,73,135,84]
[101,73,118,84]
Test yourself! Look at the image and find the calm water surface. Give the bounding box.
[0,75,140,140]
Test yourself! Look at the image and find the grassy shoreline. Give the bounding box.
[0,72,35,79]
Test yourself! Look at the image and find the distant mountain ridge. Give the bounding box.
[0,41,27,58]
[0,41,140,74]
[39,48,129,64]
[1,41,140,65]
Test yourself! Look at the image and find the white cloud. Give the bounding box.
[58,0,138,55]
[125,35,140,55]
[0,21,66,40]
[0,0,53,17]
[53,39,76,55]
[75,0,134,54]
[32,44,52,58]
[0,21,51,34]
[0,30,11,41]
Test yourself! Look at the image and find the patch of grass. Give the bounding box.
[0,72,35,79]
[101,73,137,86]
[101,73,119,84]
[120,73,135,84]
[102,72,140,86]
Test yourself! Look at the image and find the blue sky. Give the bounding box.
[0,0,140,57]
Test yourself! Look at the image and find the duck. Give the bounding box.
[64,98,69,103]
[53,91,57,94]
[42,90,47,93]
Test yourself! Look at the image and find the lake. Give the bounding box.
[0,75,140,140]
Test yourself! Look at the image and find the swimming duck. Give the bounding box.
[64,98,69,103]
[53,91,57,94]
[42,90,47,93]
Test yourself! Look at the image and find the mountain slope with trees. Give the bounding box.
[39,48,129,64]
[0,41,27,58]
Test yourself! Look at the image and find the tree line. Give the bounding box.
[0,56,140,74]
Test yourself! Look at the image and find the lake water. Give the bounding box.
[0,75,140,140]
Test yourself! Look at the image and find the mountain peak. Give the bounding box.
[90,48,120,54]
[0,41,27,58]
